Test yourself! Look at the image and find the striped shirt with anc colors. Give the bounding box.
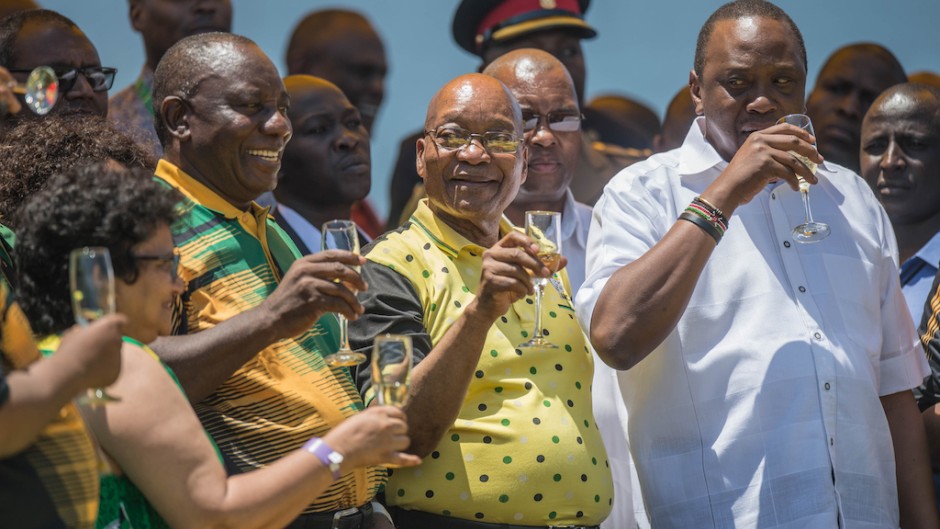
[0,284,100,529]
[154,160,384,514]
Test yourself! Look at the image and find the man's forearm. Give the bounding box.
[150,307,279,403]
[402,301,495,457]
[590,220,716,370]
[882,390,940,529]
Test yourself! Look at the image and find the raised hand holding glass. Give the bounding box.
[777,114,830,243]
[518,211,562,349]
[321,220,367,366]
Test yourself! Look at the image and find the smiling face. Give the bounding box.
[418,74,526,237]
[10,21,108,118]
[807,46,906,173]
[278,76,371,207]
[179,43,292,208]
[115,223,184,344]
[861,87,940,226]
[690,16,807,162]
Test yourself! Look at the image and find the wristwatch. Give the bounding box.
[304,437,344,481]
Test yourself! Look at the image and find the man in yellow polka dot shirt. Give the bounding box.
[349,72,613,529]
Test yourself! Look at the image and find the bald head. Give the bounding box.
[861,83,940,231]
[482,49,575,112]
[152,32,260,145]
[425,73,522,133]
[286,9,386,132]
[909,71,940,90]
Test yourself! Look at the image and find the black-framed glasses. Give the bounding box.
[424,127,523,154]
[522,111,583,133]
[133,250,180,281]
[8,66,116,93]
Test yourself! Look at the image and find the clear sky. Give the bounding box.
[41,0,940,219]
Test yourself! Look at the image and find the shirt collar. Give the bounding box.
[561,189,587,246]
[912,231,940,269]
[155,159,271,222]
[409,199,513,258]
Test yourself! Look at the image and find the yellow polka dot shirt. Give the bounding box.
[349,201,613,525]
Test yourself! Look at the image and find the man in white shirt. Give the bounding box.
[273,75,372,254]
[484,49,641,529]
[575,1,936,528]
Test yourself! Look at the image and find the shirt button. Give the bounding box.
[771,193,776,200]
[824,382,831,390]
[798,286,806,293]
[783,241,791,248]
[814,332,822,340]
[830,437,834,446]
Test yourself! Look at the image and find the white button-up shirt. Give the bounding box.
[577,118,928,529]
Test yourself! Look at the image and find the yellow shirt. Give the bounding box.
[351,201,613,525]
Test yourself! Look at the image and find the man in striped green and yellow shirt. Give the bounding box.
[148,33,388,528]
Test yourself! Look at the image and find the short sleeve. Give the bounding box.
[348,261,433,401]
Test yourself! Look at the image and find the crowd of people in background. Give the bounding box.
[1,0,940,528]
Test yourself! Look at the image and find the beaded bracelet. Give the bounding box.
[678,211,722,243]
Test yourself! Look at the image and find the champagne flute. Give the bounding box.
[6,66,59,115]
[69,247,120,405]
[371,334,412,407]
[518,211,562,349]
[777,114,830,243]
[321,220,367,366]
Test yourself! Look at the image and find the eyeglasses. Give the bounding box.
[424,127,523,154]
[133,250,181,281]
[522,111,583,133]
[8,66,117,93]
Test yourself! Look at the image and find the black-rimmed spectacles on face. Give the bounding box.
[8,66,117,93]
[133,251,180,281]
[522,111,583,133]
[424,127,523,154]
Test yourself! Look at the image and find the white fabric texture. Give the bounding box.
[576,118,928,529]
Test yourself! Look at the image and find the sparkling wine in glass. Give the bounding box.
[321,220,367,367]
[9,66,59,115]
[371,334,412,407]
[69,247,120,405]
[518,211,562,349]
[777,114,830,243]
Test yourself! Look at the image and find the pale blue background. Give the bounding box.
[40,0,940,219]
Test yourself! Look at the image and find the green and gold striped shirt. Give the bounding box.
[155,160,383,514]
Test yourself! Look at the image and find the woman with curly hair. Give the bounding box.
[14,162,419,529]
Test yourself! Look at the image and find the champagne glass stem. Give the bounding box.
[338,313,351,352]
[532,281,545,342]
[801,189,815,224]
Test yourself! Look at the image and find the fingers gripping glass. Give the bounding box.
[776,114,830,243]
[371,335,412,407]
[4,66,59,115]
[518,211,562,349]
[522,111,583,133]
[10,66,116,93]
[69,247,120,405]
[321,220,367,367]
[424,127,523,154]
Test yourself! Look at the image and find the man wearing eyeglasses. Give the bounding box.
[485,49,639,529]
[0,9,115,121]
[349,73,613,529]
